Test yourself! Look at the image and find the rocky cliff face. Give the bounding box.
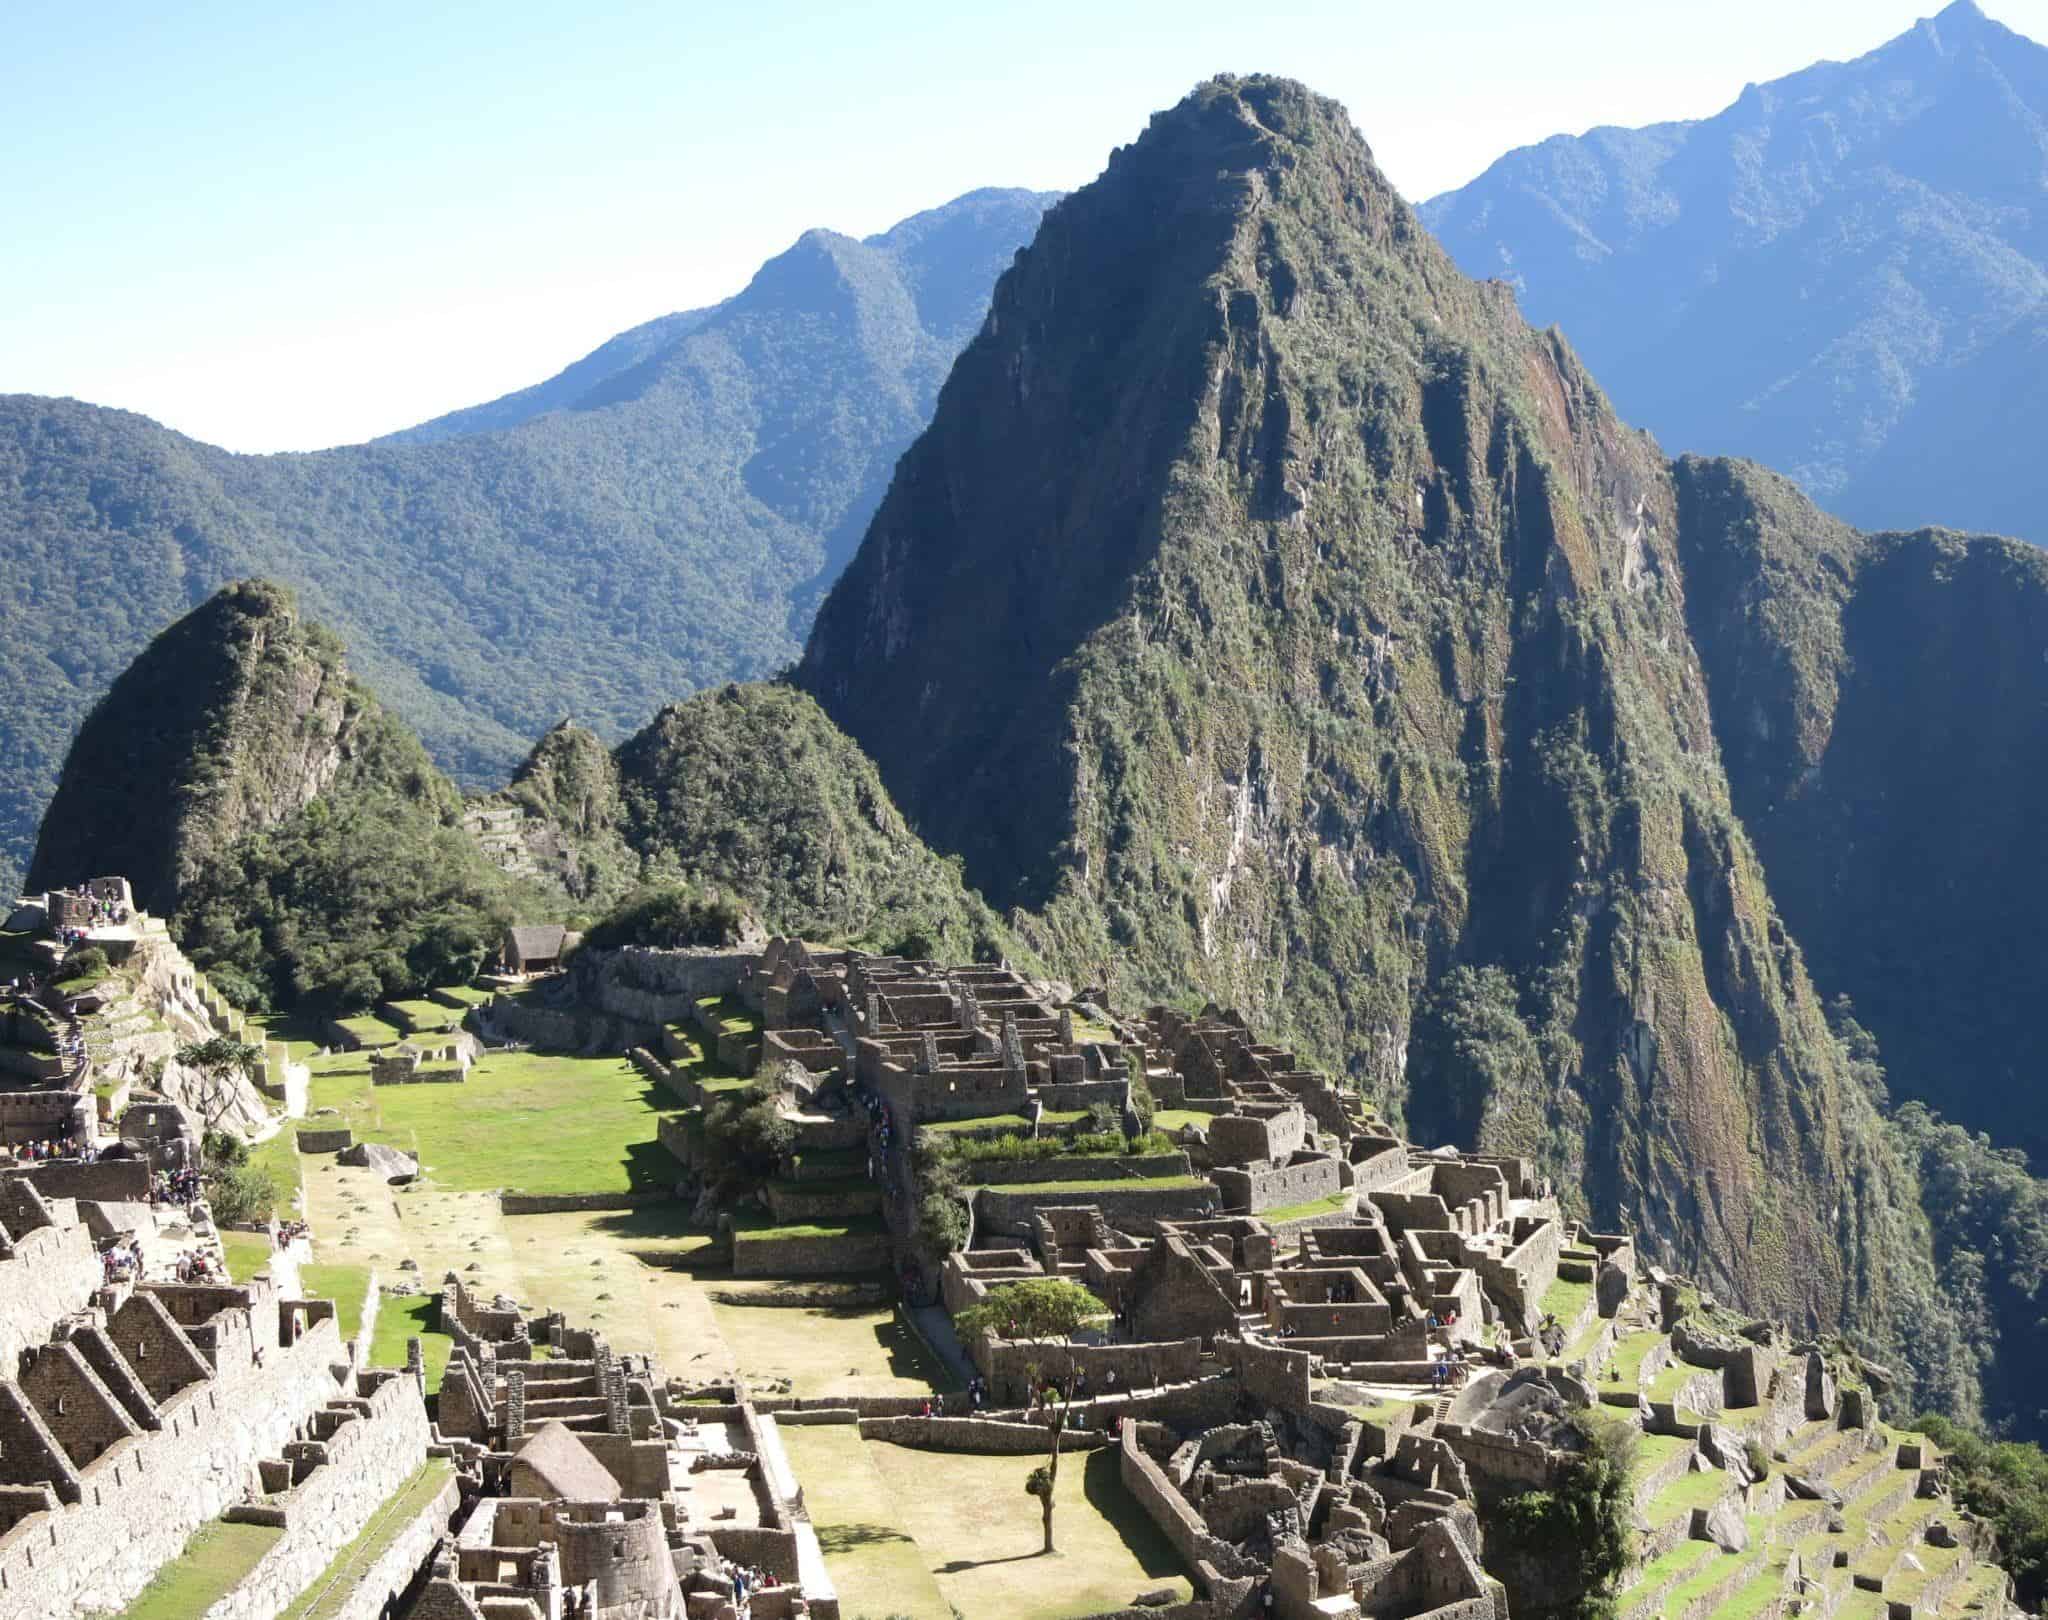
[800,77,1959,1392]
[25,580,438,914]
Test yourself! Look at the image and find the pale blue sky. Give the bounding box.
[5,0,2042,452]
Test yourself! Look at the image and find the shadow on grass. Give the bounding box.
[936,1550,1045,1571]
[1080,1448,1186,1580]
[815,1521,920,1555]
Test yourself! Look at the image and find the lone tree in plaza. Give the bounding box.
[954,1276,1103,1554]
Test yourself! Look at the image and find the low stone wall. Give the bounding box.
[499,1190,674,1216]
[970,1152,1192,1187]
[12,1159,150,1202]
[763,1181,881,1223]
[296,1127,353,1154]
[857,1415,1114,1453]
[971,1337,1203,1397]
[1216,1336,1311,1413]
[730,1228,889,1277]
[1118,1422,1262,1583]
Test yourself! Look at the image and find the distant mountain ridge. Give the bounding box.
[1421,0,2048,543]
[0,185,1055,896]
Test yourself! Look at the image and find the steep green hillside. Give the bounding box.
[1674,457,2048,1162]
[801,75,1965,1408]
[1421,0,2048,542]
[0,188,1053,895]
[26,580,536,1012]
[537,684,1018,963]
[26,580,446,914]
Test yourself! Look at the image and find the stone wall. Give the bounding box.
[1118,1422,1262,1584]
[194,1375,434,1620]
[12,1159,150,1202]
[1212,1155,1343,1215]
[316,1468,460,1620]
[0,1313,352,1618]
[730,1228,889,1278]
[971,1152,1192,1186]
[296,1127,353,1154]
[969,1336,1203,1397]
[974,1182,1220,1239]
[1216,1336,1311,1414]
[499,1191,673,1216]
[0,1218,98,1374]
[854,1415,1114,1453]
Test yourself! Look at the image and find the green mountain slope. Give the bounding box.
[800,75,1980,1411]
[1420,0,2048,542]
[1673,458,2048,1161]
[0,187,1054,896]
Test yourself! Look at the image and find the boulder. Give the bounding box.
[1804,1351,1837,1421]
[1596,1260,1630,1318]
[1738,1319,1776,1346]
[1701,1496,1748,1553]
[1701,1425,1754,1486]
[1785,1474,1844,1508]
[1926,1521,1959,1550]
[1839,1387,1873,1430]
[338,1140,419,1183]
[1859,1360,1896,1397]
[1674,1317,1739,1368]
[1132,1590,1177,1608]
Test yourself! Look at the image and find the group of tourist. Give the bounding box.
[172,1247,221,1282]
[728,1560,786,1614]
[101,1237,145,1284]
[1428,1355,1468,1390]
[853,1079,894,1161]
[151,1166,202,1206]
[6,1129,89,1163]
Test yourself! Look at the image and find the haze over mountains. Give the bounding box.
[0,186,1053,893]
[1423,0,2048,543]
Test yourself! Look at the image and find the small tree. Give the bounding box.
[175,1037,264,1137]
[955,1277,1103,1554]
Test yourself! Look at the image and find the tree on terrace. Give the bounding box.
[955,1276,1104,1554]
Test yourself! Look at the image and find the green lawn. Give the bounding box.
[430,984,494,1008]
[1541,1274,1595,1324]
[121,1519,282,1619]
[367,1292,453,1392]
[1260,1193,1352,1224]
[277,1459,453,1620]
[1150,1109,1214,1134]
[780,1425,953,1620]
[731,1213,887,1243]
[299,1263,371,1342]
[383,998,464,1033]
[333,1014,403,1049]
[220,1229,274,1284]
[248,1127,304,1219]
[923,1113,1033,1134]
[304,1049,681,1196]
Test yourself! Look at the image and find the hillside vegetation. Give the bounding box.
[0,187,1053,895]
